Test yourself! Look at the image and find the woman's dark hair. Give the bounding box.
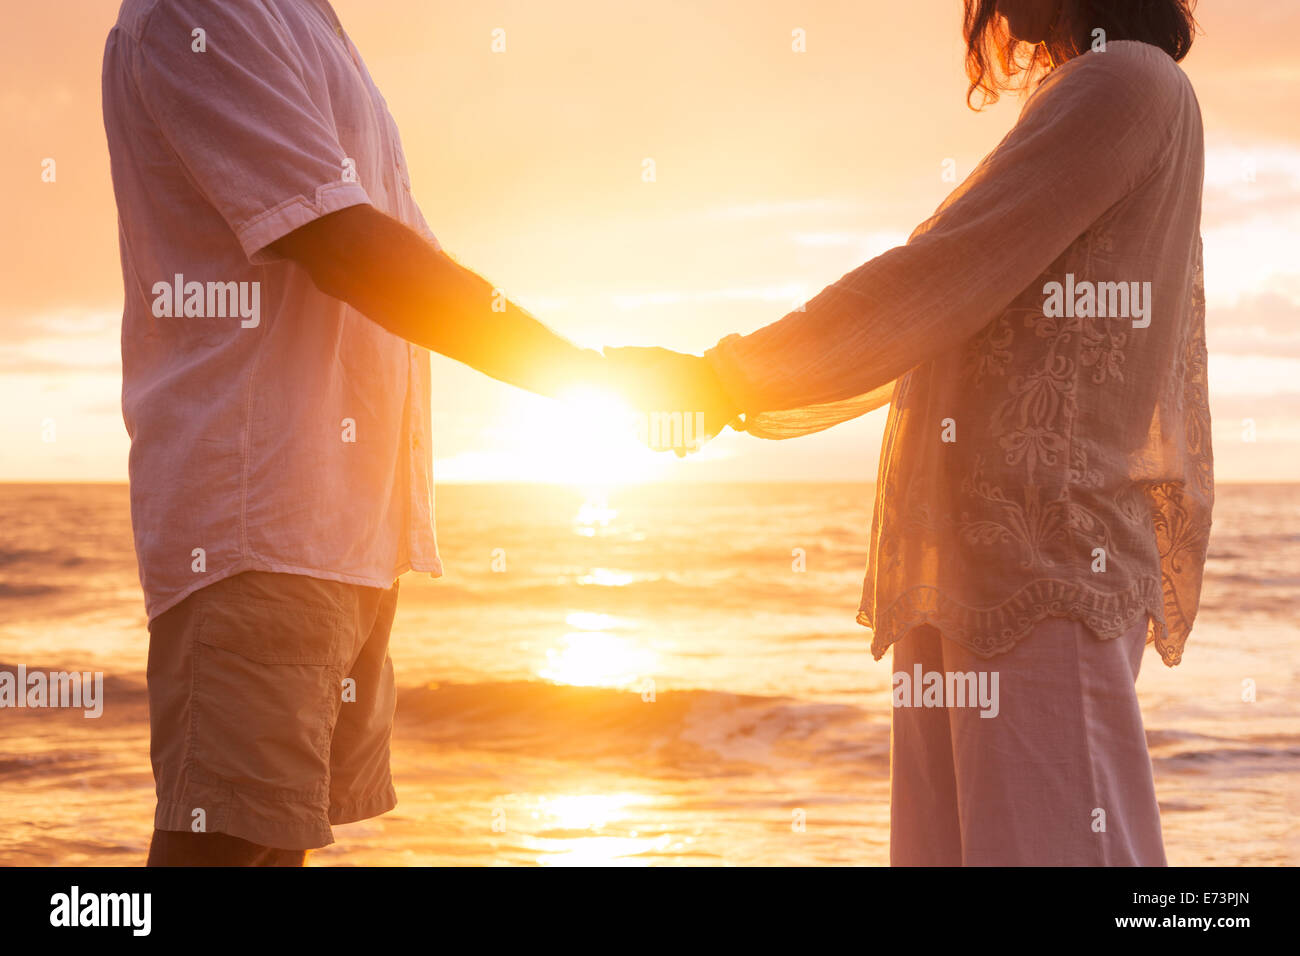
[963,0,1199,109]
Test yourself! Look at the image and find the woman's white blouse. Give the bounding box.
[706,42,1212,666]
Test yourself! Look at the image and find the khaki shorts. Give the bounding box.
[147,570,400,850]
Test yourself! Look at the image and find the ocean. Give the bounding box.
[0,481,1296,865]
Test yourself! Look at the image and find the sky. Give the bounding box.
[3,0,1299,482]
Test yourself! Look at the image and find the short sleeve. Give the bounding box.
[131,0,371,262]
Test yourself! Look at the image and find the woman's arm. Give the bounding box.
[705,44,1187,417]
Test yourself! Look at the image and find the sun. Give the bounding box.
[435,380,720,484]
[540,385,662,485]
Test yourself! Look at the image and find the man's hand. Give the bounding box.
[604,346,741,456]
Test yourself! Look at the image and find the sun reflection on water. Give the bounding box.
[574,492,618,536]
[576,567,636,587]
[538,793,637,829]
[540,835,673,867]
[564,611,620,631]
[536,611,656,688]
[525,793,673,867]
[539,630,657,687]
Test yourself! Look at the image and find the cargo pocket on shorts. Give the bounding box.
[188,596,352,802]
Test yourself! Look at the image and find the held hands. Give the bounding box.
[602,346,742,456]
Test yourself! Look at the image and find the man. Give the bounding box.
[101,0,620,865]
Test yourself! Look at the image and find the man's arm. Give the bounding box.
[270,204,603,398]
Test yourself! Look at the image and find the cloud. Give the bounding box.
[1207,294,1300,356]
[0,307,118,347]
[1202,142,1300,229]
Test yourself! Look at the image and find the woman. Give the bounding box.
[613,0,1209,865]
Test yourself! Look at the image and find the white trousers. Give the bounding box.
[889,615,1166,866]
